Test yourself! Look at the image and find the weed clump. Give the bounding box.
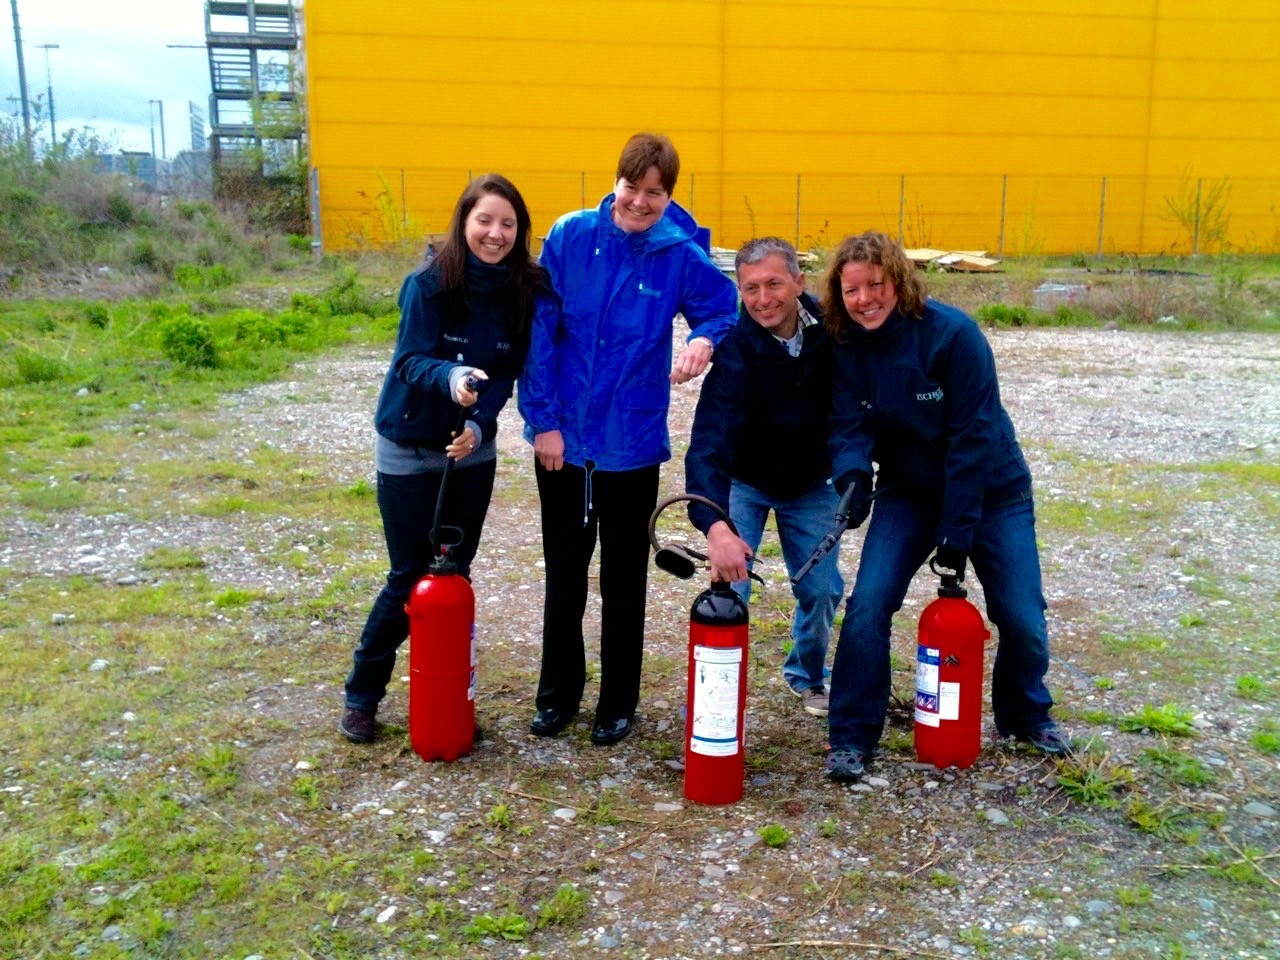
[159,314,218,368]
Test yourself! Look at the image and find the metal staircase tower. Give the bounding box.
[204,0,301,170]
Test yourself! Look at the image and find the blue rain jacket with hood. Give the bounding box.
[518,195,738,472]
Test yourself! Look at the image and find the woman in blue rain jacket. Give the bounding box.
[518,133,738,746]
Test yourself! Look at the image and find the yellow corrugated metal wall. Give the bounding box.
[302,0,1280,255]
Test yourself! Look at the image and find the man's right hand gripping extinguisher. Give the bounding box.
[913,557,990,769]
[649,495,761,806]
[405,374,486,763]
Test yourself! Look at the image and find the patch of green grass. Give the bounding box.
[1055,754,1136,808]
[213,587,266,608]
[1139,746,1217,787]
[1234,674,1269,700]
[1125,798,1192,840]
[462,909,529,942]
[140,546,206,571]
[1117,703,1196,737]
[1116,883,1153,907]
[485,803,513,830]
[535,883,588,929]
[1251,726,1280,755]
[758,824,791,848]
[194,744,239,793]
[957,925,993,958]
[928,870,960,889]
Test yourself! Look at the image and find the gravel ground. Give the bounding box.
[4,326,1278,958]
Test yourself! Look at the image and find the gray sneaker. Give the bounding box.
[792,684,829,717]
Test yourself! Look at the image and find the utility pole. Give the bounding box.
[35,42,57,146]
[8,0,33,154]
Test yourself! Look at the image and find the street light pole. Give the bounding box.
[35,42,58,146]
[8,0,33,154]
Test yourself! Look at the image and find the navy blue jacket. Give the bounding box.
[374,255,530,450]
[829,299,1031,552]
[686,293,833,534]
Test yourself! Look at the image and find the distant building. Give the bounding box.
[95,152,171,192]
[170,149,214,199]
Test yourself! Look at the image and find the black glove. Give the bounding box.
[933,544,968,581]
[836,470,873,530]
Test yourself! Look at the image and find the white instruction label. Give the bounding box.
[691,645,742,757]
[939,681,960,721]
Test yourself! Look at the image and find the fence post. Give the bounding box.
[1096,176,1107,258]
[309,166,322,259]
[400,168,407,228]
[898,175,905,243]
[1193,178,1202,255]
[998,175,1008,258]
[795,174,802,248]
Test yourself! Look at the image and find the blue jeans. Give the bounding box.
[827,489,1054,753]
[729,479,844,693]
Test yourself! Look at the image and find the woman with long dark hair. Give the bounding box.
[340,174,542,744]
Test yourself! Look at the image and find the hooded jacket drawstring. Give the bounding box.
[582,460,596,526]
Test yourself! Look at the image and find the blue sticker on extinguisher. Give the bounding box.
[915,645,941,727]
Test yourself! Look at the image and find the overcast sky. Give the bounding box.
[3,0,212,155]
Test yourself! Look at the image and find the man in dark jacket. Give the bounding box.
[686,237,842,717]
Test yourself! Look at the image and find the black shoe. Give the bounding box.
[590,716,634,746]
[339,707,376,744]
[825,747,866,782]
[530,706,578,738]
[1011,724,1073,757]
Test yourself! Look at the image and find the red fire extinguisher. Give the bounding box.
[914,560,990,769]
[684,582,750,805]
[406,560,475,762]
[649,494,760,806]
[405,374,484,762]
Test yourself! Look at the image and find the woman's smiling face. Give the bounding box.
[840,261,898,331]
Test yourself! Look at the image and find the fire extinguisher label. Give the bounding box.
[468,668,476,702]
[691,645,741,757]
[939,681,960,721]
[915,645,941,727]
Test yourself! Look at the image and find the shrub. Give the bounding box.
[83,304,110,328]
[15,350,68,383]
[975,303,1035,327]
[174,263,234,291]
[158,314,218,368]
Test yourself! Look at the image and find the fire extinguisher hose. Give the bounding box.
[429,373,487,557]
[647,494,765,585]
[790,481,890,586]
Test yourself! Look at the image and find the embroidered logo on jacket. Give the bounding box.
[916,387,944,402]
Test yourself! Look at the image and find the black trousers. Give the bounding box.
[534,461,660,723]
[345,460,496,712]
